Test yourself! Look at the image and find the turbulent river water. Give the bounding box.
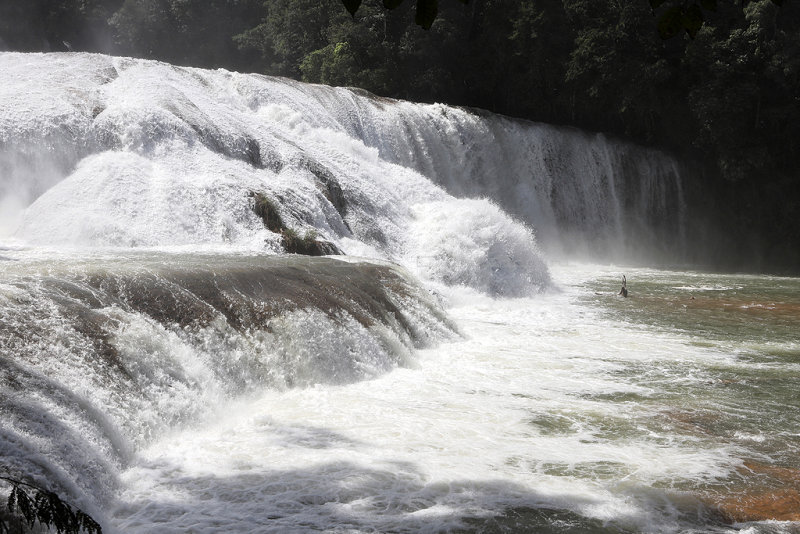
[1,52,798,533]
[108,264,800,534]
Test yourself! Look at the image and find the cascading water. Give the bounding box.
[0,51,547,529]
[0,52,683,266]
[280,88,687,263]
[2,52,798,534]
[0,253,456,520]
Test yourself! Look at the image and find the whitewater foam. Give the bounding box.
[2,50,686,293]
[6,52,766,534]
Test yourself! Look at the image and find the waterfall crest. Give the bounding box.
[308,98,687,263]
[0,252,456,515]
[0,52,551,296]
[2,51,686,286]
[0,52,689,528]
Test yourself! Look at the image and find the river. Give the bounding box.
[1,52,798,533]
[5,252,798,532]
[70,260,800,533]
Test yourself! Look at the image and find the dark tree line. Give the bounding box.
[1,0,798,270]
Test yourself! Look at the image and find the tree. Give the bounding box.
[563,0,690,142]
[341,0,469,29]
[110,0,261,68]
[0,0,122,52]
[684,0,799,180]
[648,0,785,40]
[235,0,347,77]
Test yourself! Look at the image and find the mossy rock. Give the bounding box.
[250,192,341,256]
[250,192,284,233]
[281,228,341,256]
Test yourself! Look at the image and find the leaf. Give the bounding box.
[14,488,35,527]
[657,6,684,39]
[649,0,668,8]
[415,0,438,29]
[76,510,103,534]
[7,485,16,511]
[700,0,717,10]
[682,3,704,39]
[341,0,362,17]
[45,490,77,533]
[383,0,404,8]
[2,476,102,534]
[35,493,54,529]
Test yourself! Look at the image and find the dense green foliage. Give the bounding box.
[0,0,797,270]
[341,0,470,29]
[648,0,785,39]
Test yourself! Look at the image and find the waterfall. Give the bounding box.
[0,252,456,519]
[298,96,688,264]
[0,51,546,524]
[0,53,684,267]
[1,52,690,530]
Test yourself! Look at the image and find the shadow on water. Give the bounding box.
[112,463,624,534]
[109,419,741,534]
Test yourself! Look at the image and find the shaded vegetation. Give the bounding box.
[249,192,341,256]
[1,0,798,270]
[251,191,284,233]
[648,0,785,39]
[281,228,337,256]
[0,476,101,534]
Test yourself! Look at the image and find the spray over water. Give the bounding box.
[4,53,792,534]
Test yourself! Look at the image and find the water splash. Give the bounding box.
[0,52,708,533]
[0,253,457,516]
[1,51,684,293]
[1,52,554,296]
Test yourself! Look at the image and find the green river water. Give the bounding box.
[577,268,800,528]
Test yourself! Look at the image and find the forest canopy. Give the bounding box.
[1,0,798,269]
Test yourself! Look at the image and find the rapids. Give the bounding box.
[1,52,797,533]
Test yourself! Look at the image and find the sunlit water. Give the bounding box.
[108,264,800,534]
[1,53,797,533]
